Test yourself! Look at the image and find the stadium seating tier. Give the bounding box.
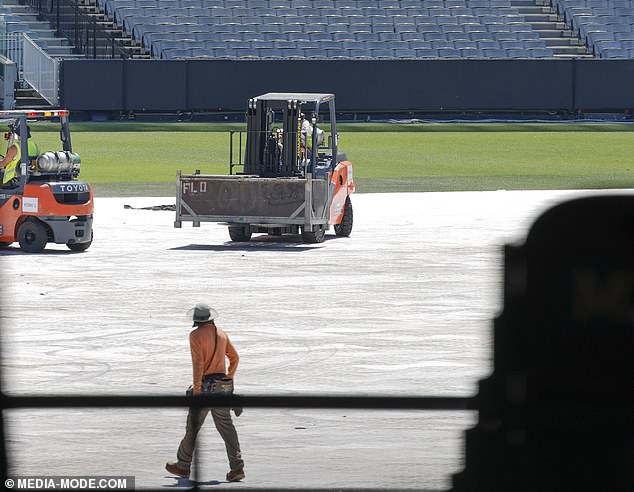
[90,0,563,59]
[94,0,633,59]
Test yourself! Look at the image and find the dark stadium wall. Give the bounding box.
[61,59,634,114]
[574,60,634,111]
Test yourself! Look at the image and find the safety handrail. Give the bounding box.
[1,393,475,411]
[22,34,59,105]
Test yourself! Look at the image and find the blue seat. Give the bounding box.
[333,32,356,41]
[389,40,410,50]
[425,32,448,41]
[378,33,399,41]
[500,40,525,50]
[528,48,554,58]
[278,48,307,58]
[477,40,501,49]
[446,32,471,41]
[394,48,417,58]
[310,32,332,41]
[415,48,440,58]
[348,48,373,58]
[436,48,462,58]
[161,47,192,59]
[460,48,485,58]
[454,40,478,49]
[303,48,328,58]
[371,48,395,58]
[305,24,328,33]
[224,0,247,7]
[401,32,426,41]
[250,40,269,50]
[482,48,508,58]
[431,40,452,49]
[273,40,297,49]
[614,32,634,41]
[365,40,383,49]
[408,40,433,49]
[470,32,494,42]
[288,32,311,41]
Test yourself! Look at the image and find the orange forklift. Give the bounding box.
[0,110,93,253]
[175,93,354,243]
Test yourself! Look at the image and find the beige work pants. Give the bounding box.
[176,406,244,472]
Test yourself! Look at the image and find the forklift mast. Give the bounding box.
[244,97,300,177]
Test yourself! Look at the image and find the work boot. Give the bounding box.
[165,461,190,479]
[226,468,245,482]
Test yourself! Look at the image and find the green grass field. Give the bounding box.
[25,121,634,196]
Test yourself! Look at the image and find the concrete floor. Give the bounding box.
[1,189,624,490]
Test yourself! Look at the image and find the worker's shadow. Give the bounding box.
[163,476,223,487]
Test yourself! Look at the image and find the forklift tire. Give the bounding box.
[67,232,92,252]
[301,224,326,244]
[334,196,353,237]
[228,225,252,242]
[17,220,48,253]
[67,220,92,251]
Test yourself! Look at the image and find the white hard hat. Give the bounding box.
[186,303,218,326]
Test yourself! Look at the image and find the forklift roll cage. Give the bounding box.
[0,109,73,193]
[241,92,338,178]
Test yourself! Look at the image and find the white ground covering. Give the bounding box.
[1,189,628,490]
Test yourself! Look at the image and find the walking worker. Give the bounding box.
[166,303,245,482]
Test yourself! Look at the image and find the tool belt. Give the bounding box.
[186,374,233,396]
[202,373,234,395]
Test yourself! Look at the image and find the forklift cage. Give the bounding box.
[242,92,338,178]
[0,109,73,191]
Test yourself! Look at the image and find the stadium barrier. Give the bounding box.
[59,58,634,114]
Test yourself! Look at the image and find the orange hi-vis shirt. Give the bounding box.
[189,322,239,393]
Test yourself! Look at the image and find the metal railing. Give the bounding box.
[19,0,130,58]
[0,15,6,59]
[23,34,59,105]
[6,32,23,76]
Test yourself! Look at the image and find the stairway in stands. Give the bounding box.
[511,0,593,58]
[77,0,150,59]
[0,1,77,57]
[1,0,78,108]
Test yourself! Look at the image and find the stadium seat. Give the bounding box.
[482,48,508,58]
